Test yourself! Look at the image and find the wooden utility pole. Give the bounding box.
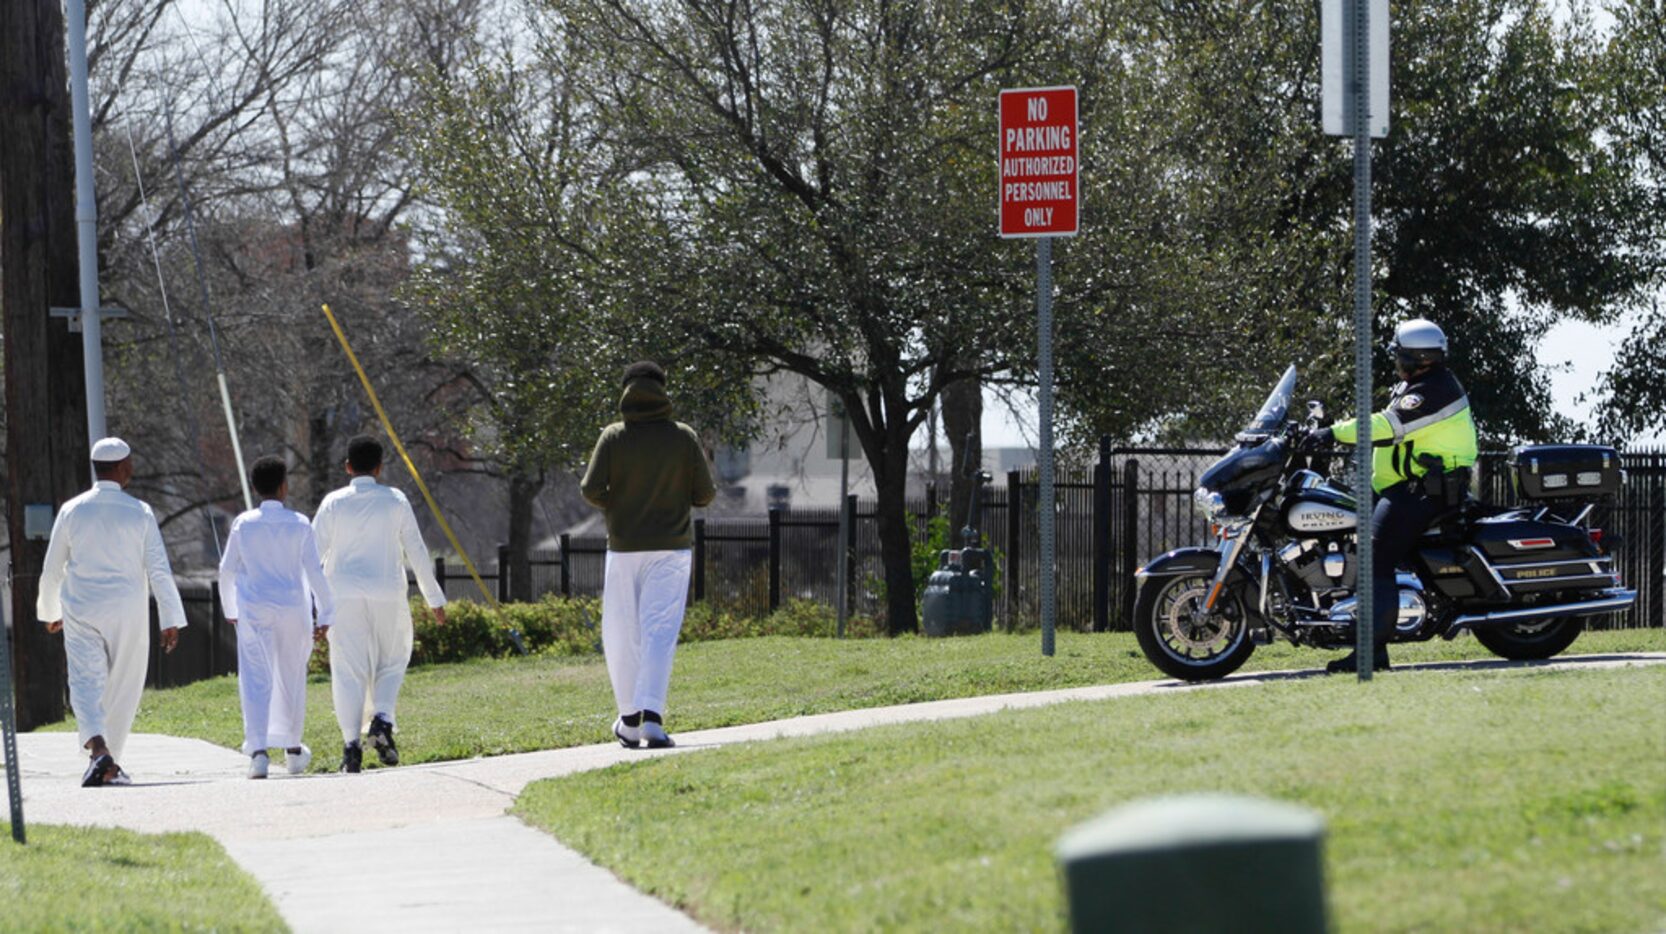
[1,0,93,729]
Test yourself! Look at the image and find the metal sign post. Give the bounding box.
[833,401,853,639]
[1,582,26,842]
[1324,0,1389,680]
[827,393,861,638]
[1037,238,1056,656]
[1000,86,1079,657]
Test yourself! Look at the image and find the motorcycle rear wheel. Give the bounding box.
[1133,572,1254,681]
[1472,616,1584,660]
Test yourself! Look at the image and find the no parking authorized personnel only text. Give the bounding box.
[999,86,1079,238]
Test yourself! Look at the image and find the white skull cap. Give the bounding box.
[90,437,132,462]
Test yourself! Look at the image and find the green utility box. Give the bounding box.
[1056,794,1329,933]
[921,547,993,636]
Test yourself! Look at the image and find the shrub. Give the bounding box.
[309,594,881,672]
[355,595,885,668]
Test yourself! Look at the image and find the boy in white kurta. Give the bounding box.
[313,435,447,773]
[37,437,187,787]
[218,456,335,778]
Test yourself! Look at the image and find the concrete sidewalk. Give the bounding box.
[10,652,1663,931]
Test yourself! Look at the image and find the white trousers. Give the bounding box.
[62,611,149,762]
[602,549,691,717]
[235,608,314,755]
[326,596,412,743]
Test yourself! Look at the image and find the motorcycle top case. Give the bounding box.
[1509,444,1622,501]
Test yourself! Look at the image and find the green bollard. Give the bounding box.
[1056,794,1328,933]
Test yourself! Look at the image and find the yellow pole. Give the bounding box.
[320,303,500,610]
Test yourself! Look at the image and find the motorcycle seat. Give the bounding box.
[1421,495,1501,540]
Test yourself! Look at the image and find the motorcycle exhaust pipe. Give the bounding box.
[1450,589,1637,631]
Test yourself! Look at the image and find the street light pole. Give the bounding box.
[65,0,106,445]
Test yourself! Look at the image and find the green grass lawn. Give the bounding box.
[0,823,282,931]
[43,628,1664,772]
[516,663,1666,933]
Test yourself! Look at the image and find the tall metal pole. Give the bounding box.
[836,415,851,639]
[1351,0,1376,681]
[1038,237,1056,657]
[65,0,106,445]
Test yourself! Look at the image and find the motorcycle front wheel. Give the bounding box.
[1133,572,1254,681]
[1472,616,1584,660]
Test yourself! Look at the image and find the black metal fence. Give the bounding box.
[440,442,1666,633]
[145,581,236,689]
[127,444,1665,691]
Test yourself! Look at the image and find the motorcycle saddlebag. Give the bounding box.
[1468,516,1612,595]
[1509,444,1622,501]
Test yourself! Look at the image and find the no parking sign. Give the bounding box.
[999,85,1078,657]
[999,87,1079,238]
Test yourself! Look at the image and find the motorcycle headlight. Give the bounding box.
[1194,486,1227,520]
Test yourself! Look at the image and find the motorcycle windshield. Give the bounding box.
[1244,365,1297,436]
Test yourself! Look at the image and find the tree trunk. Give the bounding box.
[866,449,919,632]
[870,417,918,635]
[506,467,544,602]
[306,406,335,511]
[2,0,91,729]
[941,375,983,545]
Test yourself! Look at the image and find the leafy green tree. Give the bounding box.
[405,49,755,595]
[1052,0,1338,445]
[534,0,1059,632]
[1371,0,1657,442]
[1059,0,1659,445]
[1592,0,1666,440]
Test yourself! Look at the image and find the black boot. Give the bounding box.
[367,715,399,766]
[341,741,363,773]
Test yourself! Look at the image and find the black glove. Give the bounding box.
[1300,427,1334,453]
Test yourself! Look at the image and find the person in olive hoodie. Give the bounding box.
[581,361,717,748]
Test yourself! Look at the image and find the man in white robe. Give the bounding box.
[37,437,186,787]
[219,455,335,778]
[313,435,446,772]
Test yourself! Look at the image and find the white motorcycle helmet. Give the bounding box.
[1391,318,1447,372]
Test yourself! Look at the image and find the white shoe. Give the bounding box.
[106,768,132,786]
[640,721,674,749]
[285,745,312,775]
[612,717,642,748]
[248,751,269,780]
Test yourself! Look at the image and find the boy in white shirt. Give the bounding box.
[218,456,336,778]
[313,435,447,773]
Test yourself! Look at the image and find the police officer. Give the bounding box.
[1306,319,1479,672]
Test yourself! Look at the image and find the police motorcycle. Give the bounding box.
[1132,365,1634,681]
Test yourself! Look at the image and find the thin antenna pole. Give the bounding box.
[162,106,252,511]
[128,126,224,556]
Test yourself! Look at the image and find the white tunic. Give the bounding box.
[312,477,446,607]
[37,480,186,760]
[218,500,336,626]
[314,476,445,740]
[37,480,187,630]
[219,500,337,755]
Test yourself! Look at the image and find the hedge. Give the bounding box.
[309,595,881,672]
